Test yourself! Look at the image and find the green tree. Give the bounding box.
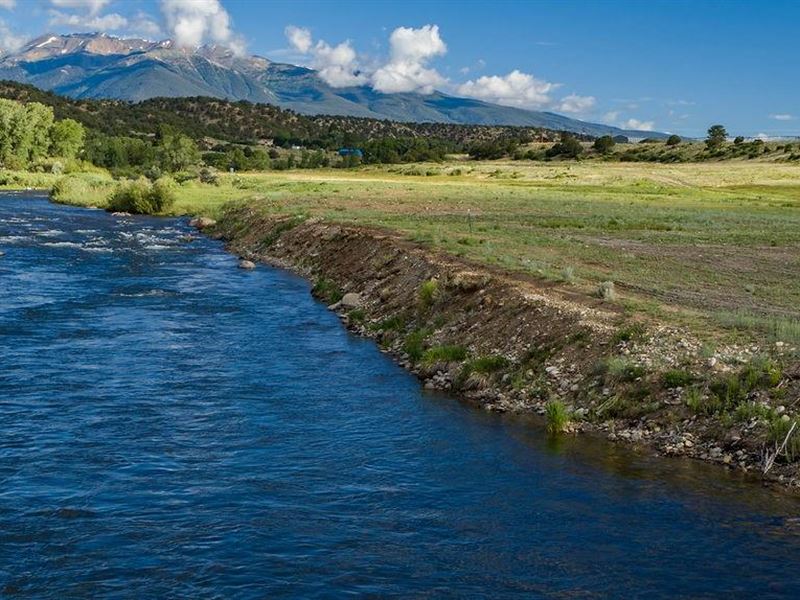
[158,132,200,172]
[50,118,85,158]
[665,134,682,146]
[546,133,584,159]
[25,103,55,161]
[706,124,728,149]
[593,135,615,153]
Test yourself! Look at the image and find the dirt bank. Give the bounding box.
[206,202,800,492]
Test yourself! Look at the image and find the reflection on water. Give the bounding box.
[1,192,800,598]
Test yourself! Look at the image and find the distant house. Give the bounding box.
[338,148,363,158]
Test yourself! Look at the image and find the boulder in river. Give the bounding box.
[189,217,217,230]
[238,259,256,270]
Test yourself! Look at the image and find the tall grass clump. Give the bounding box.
[422,344,468,365]
[418,279,440,308]
[597,356,645,384]
[107,176,176,215]
[768,418,800,462]
[545,399,571,434]
[311,278,343,304]
[403,329,429,362]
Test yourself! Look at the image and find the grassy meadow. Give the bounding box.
[5,159,800,344]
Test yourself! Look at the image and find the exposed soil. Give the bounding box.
[206,204,800,493]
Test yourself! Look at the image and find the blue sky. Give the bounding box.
[1,0,798,137]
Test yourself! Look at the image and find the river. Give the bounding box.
[1,192,800,598]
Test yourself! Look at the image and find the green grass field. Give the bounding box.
[6,159,800,344]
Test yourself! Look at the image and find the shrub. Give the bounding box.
[708,356,782,412]
[666,134,682,146]
[419,279,440,307]
[597,281,617,301]
[107,176,176,215]
[593,135,616,153]
[599,357,645,384]
[311,278,343,304]
[545,400,571,434]
[663,369,694,388]
[560,266,576,284]
[199,167,219,185]
[348,308,366,323]
[369,315,405,332]
[768,418,800,462]
[403,329,429,362]
[546,134,584,159]
[422,345,468,365]
[612,322,646,344]
[464,354,509,376]
[50,173,114,206]
[685,387,721,416]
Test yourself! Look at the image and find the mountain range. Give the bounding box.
[0,33,665,139]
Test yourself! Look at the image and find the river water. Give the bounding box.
[1,192,800,598]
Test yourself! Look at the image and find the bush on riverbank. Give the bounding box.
[107,176,177,215]
[49,172,115,206]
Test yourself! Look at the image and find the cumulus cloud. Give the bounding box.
[312,39,367,87]
[371,25,447,94]
[284,25,367,87]
[45,0,138,34]
[48,10,129,31]
[285,25,312,54]
[770,114,795,121]
[0,18,24,52]
[622,118,655,131]
[556,93,596,114]
[457,70,559,109]
[160,0,244,54]
[0,0,15,9]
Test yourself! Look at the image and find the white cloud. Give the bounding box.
[457,70,559,109]
[602,111,620,123]
[0,18,24,52]
[48,10,129,31]
[556,93,596,114]
[284,25,367,87]
[129,12,162,38]
[770,114,795,121]
[371,24,447,94]
[49,0,110,14]
[160,0,245,54]
[312,39,367,87]
[285,25,312,54]
[622,118,655,131]
[0,0,15,10]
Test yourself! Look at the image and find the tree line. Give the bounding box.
[0,98,85,169]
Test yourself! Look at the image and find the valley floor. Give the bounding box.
[34,159,800,346]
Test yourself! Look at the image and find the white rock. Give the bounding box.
[340,292,362,309]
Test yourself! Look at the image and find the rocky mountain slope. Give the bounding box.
[0,33,664,138]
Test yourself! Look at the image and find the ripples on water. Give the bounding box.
[1,192,800,598]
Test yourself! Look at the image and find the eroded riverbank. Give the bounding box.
[210,201,800,493]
